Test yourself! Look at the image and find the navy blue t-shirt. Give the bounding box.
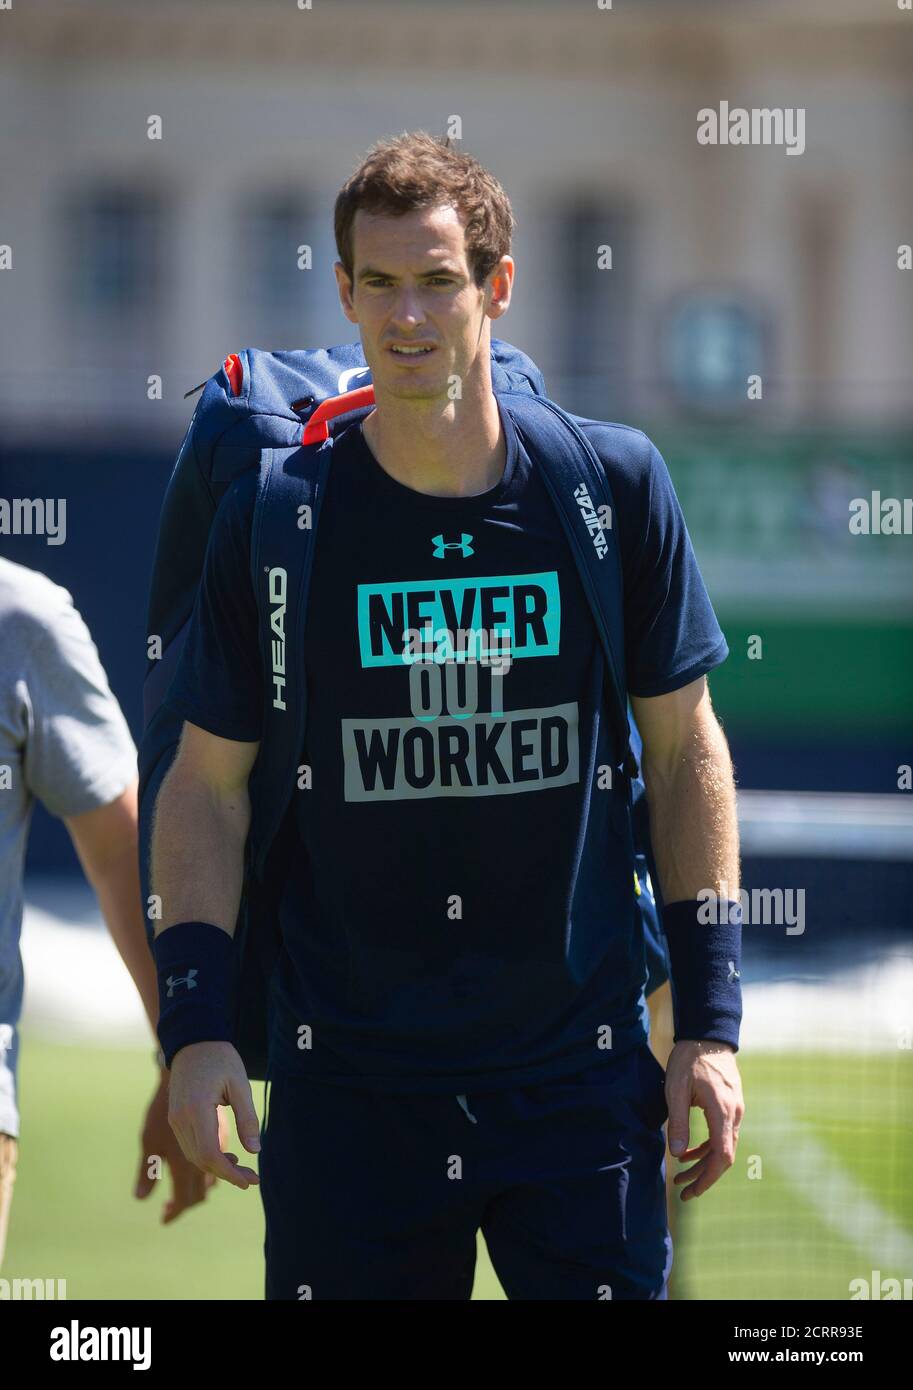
[164,400,729,1092]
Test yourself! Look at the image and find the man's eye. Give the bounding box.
[363,276,455,288]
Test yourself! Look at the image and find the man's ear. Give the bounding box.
[334,261,358,325]
[485,255,514,323]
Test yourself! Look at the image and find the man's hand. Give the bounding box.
[134,1072,231,1222]
[665,1040,744,1201]
[166,1041,261,1191]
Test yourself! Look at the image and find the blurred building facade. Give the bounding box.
[1,0,910,437]
[1,0,911,843]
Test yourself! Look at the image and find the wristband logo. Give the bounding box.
[165,969,198,997]
[268,566,288,711]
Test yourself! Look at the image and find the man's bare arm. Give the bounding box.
[631,675,739,902]
[149,720,262,1191]
[630,675,744,1201]
[66,778,157,1031]
[150,721,260,937]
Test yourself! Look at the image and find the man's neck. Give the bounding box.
[361,378,506,500]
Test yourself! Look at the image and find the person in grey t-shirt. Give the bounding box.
[0,558,220,1269]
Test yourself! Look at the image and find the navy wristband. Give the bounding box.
[662,898,743,1051]
[153,921,239,1068]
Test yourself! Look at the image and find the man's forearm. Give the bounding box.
[91,845,160,1032]
[150,766,250,939]
[66,786,159,1035]
[641,711,740,905]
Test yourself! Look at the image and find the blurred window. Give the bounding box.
[659,291,768,415]
[559,197,635,418]
[238,192,310,344]
[67,186,162,316]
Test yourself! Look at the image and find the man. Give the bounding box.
[152,131,744,1300]
[0,557,221,1269]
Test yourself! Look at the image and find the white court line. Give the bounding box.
[748,1105,913,1275]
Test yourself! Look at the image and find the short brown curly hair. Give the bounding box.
[334,131,516,289]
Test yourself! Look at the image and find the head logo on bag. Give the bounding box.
[268,567,288,711]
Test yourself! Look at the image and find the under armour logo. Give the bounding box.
[431,533,473,559]
[728,961,740,983]
[166,969,198,997]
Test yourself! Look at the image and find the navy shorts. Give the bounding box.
[259,1041,672,1300]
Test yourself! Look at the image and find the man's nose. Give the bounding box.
[390,288,426,329]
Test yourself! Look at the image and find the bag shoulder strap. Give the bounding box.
[248,385,380,881]
[248,439,333,882]
[498,391,638,777]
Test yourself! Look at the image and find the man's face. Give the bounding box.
[335,202,512,401]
